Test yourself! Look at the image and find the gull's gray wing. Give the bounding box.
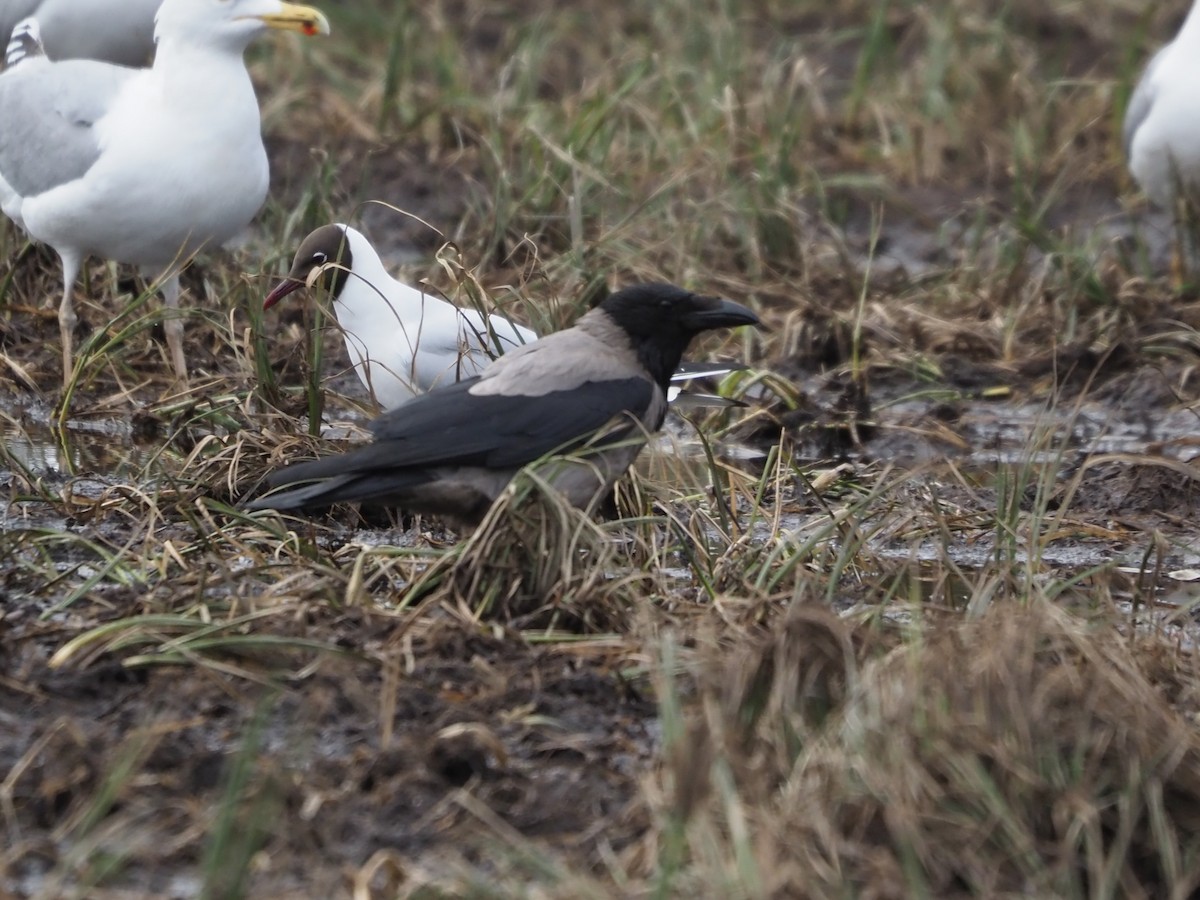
[0,56,132,196]
[37,0,160,66]
[1123,45,1168,159]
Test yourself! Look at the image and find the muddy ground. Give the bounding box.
[3,615,657,896]
[5,0,1200,896]
[6,263,1200,895]
[6,164,1200,896]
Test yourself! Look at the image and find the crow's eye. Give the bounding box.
[312,252,327,264]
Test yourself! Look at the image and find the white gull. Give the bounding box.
[0,0,329,389]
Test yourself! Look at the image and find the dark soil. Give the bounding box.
[1,608,655,895]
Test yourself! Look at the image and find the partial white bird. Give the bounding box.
[264,224,745,411]
[1,0,162,66]
[1125,6,1200,209]
[264,224,539,410]
[0,0,329,390]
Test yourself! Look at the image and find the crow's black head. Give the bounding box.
[598,283,760,387]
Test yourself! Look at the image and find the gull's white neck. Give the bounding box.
[334,231,423,333]
[332,229,431,402]
[152,37,259,118]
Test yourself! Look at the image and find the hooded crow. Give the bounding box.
[263,224,743,410]
[246,283,760,526]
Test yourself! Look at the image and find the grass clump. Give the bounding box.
[403,456,707,633]
[653,599,1200,897]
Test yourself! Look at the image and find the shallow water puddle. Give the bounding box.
[0,404,153,482]
[0,391,1191,495]
[874,396,1200,462]
[865,533,1200,575]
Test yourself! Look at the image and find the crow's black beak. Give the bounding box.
[682,296,761,331]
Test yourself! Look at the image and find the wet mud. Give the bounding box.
[4,3,1200,889]
[7,220,1200,893]
[2,610,655,895]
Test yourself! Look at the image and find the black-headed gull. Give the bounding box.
[265,223,536,410]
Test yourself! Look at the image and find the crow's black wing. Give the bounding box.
[264,376,656,488]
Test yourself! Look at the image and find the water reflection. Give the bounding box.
[1,406,149,481]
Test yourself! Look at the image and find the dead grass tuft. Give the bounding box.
[663,600,1200,897]
[413,470,648,632]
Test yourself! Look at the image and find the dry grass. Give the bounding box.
[664,600,1200,898]
[4,0,1200,896]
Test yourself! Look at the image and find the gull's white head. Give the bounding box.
[154,0,330,51]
